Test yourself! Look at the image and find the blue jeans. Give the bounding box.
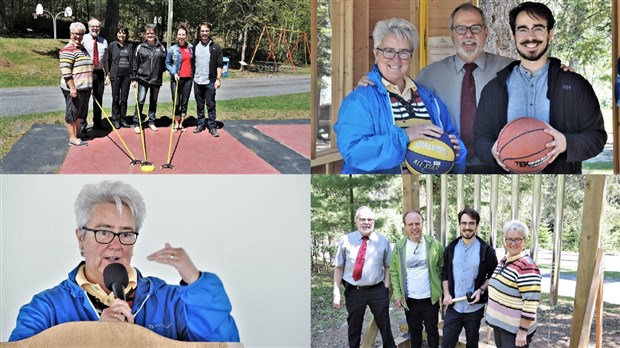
[441,306,484,348]
[405,297,439,348]
[133,82,160,125]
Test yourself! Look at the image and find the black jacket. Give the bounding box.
[441,236,498,304]
[108,41,134,80]
[474,57,607,174]
[192,39,224,84]
[132,40,166,86]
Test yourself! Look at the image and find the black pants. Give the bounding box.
[344,282,395,348]
[194,82,217,129]
[133,82,161,125]
[87,69,105,127]
[441,306,484,348]
[493,327,534,348]
[111,75,131,123]
[171,78,193,116]
[405,297,439,348]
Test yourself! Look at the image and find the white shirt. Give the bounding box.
[405,238,431,299]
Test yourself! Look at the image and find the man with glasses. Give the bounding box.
[81,18,109,133]
[333,206,395,348]
[9,180,240,343]
[474,1,606,174]
[193,22,224,137]
[440,208,497,348]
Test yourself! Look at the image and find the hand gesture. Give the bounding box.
[357,75,374,87]
[443,293,453,305]
[100,299,134,323]
[147,243,200,284]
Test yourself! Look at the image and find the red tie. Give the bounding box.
[460,63,477,159]
[93,39,99,67]
[352,236,369,281]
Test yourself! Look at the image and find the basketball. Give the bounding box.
[405,133,455,174]
[497,117,553,173]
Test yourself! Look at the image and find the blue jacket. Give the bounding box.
[9,263,240,342]
[334,65,466,174]
[166,43,194,77]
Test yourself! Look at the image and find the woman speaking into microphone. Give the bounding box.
[9,180,239,343]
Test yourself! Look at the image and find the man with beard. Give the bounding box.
[81,18,109,134]
[474,1,606,174]
[333,206,395,348]
[416,3,513,173]
[390,210,443,348]
[440,208,497,348]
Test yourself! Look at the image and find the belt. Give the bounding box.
[343,280,383,291]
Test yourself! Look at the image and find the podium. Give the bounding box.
[1,322,243,347]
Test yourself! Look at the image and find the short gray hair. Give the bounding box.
[70,22,86,34]
[503,220,529,239]
[75,181,146,232]
[373,18,419,52]
[355,206,375,220]
[449,3,486,29]
[145,23,156,32]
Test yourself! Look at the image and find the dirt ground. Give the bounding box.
[311,271,620,347]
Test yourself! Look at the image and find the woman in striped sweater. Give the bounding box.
[485,220,541,348]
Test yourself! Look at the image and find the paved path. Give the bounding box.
[0,75,310,117]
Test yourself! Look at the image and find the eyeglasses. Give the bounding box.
[358,218,374,222]
[71,32,84,36]
[376,48,413,60]
[459,221,477,227]
[81,226,139,245]
[200,30,211,33]
[515,25,547,36]
[504,237,524,245]
[452,25,484,35]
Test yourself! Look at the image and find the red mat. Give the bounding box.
[254,124,310,158]
[59,127,279,174]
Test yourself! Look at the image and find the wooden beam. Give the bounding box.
[474,175,481,213]
[426,175,434,234]
[490,175,499,248]
[457,175,464,213]
[571,248,604,348]
[440,174,448,246]
[310,0,318,160]
[403,174,420,212]
[569,175,606,347]
[613,0,619,174]
[550,175,565,306]
[596,269,603,348]
[530,175,542,263]
[511,175,519,220]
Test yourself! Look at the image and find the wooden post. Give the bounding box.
[570,248,604,348]
[490,175,499,248]
[550,175,565,306]
[457,175,464,214]
[441,175,448,246]
[511,175,519,220]
[569,175,606,347]
[530,175,542,263]
[613,0,619,174]
[596,269,604,348]
[310,0,318,161]
[474,175,481,213]
[403,174,420,212]
[426,175,434,235]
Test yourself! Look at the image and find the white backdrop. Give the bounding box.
[0,175,310,347]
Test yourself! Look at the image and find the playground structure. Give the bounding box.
[249,24,311,73]
[359,174,606,348]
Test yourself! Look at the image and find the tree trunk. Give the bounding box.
[103,0,119,42]
[480,0,520,59]
[0,0,10,35]
[240,26,248,71]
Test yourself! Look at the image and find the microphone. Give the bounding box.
[103,263,129,301]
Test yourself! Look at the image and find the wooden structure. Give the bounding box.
[0,321,242,347]
[249,25,310,72]
[312,0,619,173]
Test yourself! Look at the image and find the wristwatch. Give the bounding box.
[479,288,485,295]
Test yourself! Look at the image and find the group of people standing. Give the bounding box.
[59,19,224,147]
[333,206,541,348]
[335,2,607,174]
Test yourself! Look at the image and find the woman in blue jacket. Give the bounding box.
[334,18,466,174]
[166,24,194,131]
[9,180,239,343]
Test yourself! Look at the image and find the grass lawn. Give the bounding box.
[0,37,311,88]
[0,92,310,158]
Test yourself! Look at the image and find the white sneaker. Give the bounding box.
[149,124,158,131]
[134,126,141,134]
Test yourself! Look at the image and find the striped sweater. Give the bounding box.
[485,250,541,335]
[59,42,93,91]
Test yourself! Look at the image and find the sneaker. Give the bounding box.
[68,139,88,146]
[134,126,141,134]
[149,124,158,131]
[194,125,205,133]
[112,120,121,129]
[209,128,220,137]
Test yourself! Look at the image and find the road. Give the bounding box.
[0,75,310,117]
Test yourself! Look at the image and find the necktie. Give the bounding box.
[93,39,99,68]
[460,63,477,159]
[352,236,369,281]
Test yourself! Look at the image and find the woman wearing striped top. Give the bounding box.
[485,220,541,348]
[59,22,93,147]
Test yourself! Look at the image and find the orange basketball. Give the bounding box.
[497,117,553,173]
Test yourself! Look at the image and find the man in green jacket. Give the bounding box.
[390,210,443,348]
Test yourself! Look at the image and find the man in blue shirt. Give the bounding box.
[474,2,606,173]
[441,208,497,348]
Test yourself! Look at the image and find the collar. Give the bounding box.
[199,39,212,47]
[76,264,138,306]
[356,230,375,241]
[517,60,550,78]
[502,250,529,264]
[382,75,417,96]
[454,52,488,73]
